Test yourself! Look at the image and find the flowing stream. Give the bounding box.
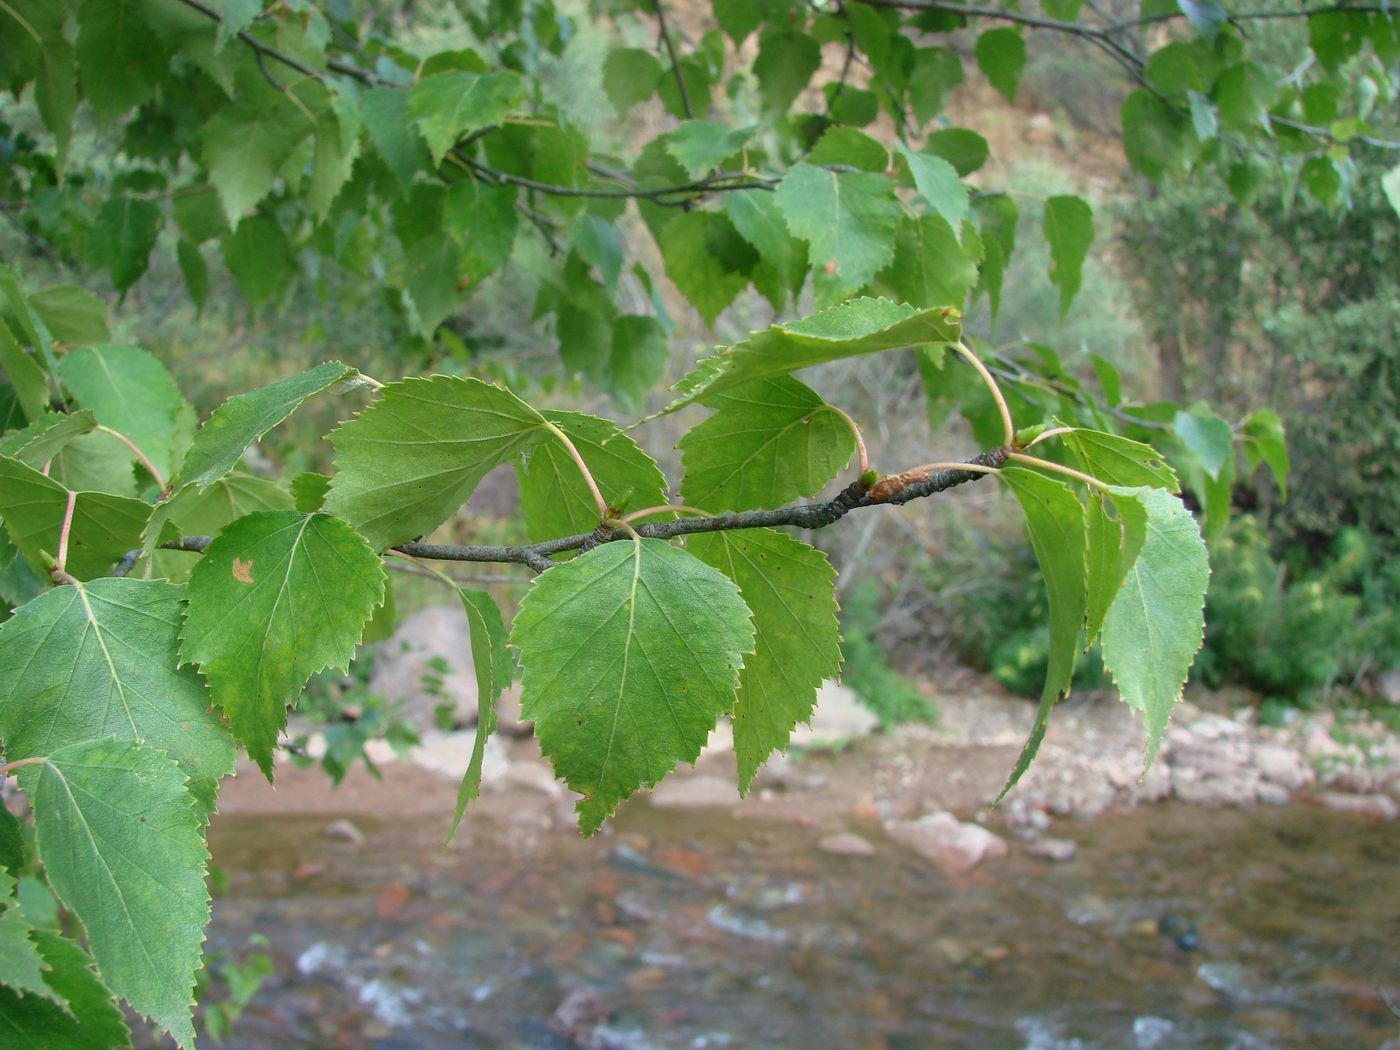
[198,802,1400,1049]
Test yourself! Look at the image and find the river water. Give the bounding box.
[200,802,1400,1049]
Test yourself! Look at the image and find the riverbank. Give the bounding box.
[220,671,1400,877]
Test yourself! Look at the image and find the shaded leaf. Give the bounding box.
[975,28,1025,103]
[1084,490,1148,642]
[325,376,548,551]
[997,467,1088,798]
[1043,195,1093,317]
[894,142,969,234]
[410,71,523,166]
[449,587,510,839]
[90,198,161,294]
[1172,405,1233,480]
[0,457,149,580]
[0,929,131,1050]
[28,286,108,347]
[688,530,840,792]
[775,165,902,302]
[659,211,758,327]
[176,361,356,488]
[1241,408,1288,498]
[511,539,755,834]
[515,411,666,544]
[679,376,855,513]
[58,346,188,481]
[665,122,755,180]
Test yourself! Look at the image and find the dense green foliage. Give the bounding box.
[0,0,1391,1045]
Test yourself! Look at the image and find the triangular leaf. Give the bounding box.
[774,164,902,302]
[0,929,131,1049]
[1241,408,1288,498]
[58,346,188,481]
[17,739,209,1049]
[179,511,386,777]
[1062,428,1180,491]
[0,317,50,423]
[0,410,98,467]
[1043,195,1094,317]
[679,376,855,513]
[1084,490,1148,643]
[664,121,755,180]
[659,211,758,327]
[1100,487,1210,767]
[1172,405,1233,481]
[688,529,840,793]
[0,457,150,580]
[0,895,54,1007]
[997,467,1088,798]
[665,297,961,414]
[894,142,969,235]
[325,376,549,551]
[515,411,667,544]
[176,362,357,489]
[975,27,1026,102]
[511,539,755,834]
[409,70,523,166]
[0,578,235,813]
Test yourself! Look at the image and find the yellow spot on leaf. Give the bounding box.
[232,557,254,584]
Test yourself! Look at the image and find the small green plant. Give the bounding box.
[196,937,273,1045]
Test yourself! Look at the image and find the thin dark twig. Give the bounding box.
[173,0,375,83]
[651,0,693,119]
[151,449,1009,576]
[454,152,775,202]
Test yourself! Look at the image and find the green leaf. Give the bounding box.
[361,86,430,189]
[0,410,98,467]
[0,903,52,1007]
[1241,408,1288,498]
[0,930,132,1050]
[214,0,261,50]
[996,467,1088,798]
[975,28,1025,103]
[1062,429,1180,490]
[688,530,840,793]
[908,47,963,126]
[0,457,149,580]
[774,165,902,302]
[448,587,510,840]
[609,314,670,412]
[0,319,50,423]
[410,71,523,166]
[1382,163,1400,219]
[17,739,210,1048]
[512,538,755,835]
[665,297,961,413]
[894,142,969,235]
[176,241,209,311]
[1172,405,1232,480]
[46,432,139,498]
[144,474,294,581]
[90,198,161,294]
[805,127,889,173]
[875,215,977,309]
[1043,195,1094,317]
[754,25,822,113]
[1122,90,1193,181]
[665,121,755,180]
[76,0,163,123]
[309,97,362,221]
[0,531,46,610]
[1178,0,1227,41]
[725,191,807,312]
[176,361,356,488]
[679,376,855,513]
[714,0,762,44]
[444,180,518,283]
[0,578,235,812]
[402,231,462,337]
[515,411,667,543]
[923,128,989,176]
[180,511,386,777]
[1084,490,1148,643]
[324,375,548,551]
[222,215,295,309]
[1100,487,1209,767]
[58,346,187,481]
[201,89,313,225]
[291,472,332,513]
[602,47,661,114]
[659,211,758,327]
[1214,62,1273,132]
[28,286,108,347]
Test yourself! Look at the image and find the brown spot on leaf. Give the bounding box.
[231,557,254,584]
